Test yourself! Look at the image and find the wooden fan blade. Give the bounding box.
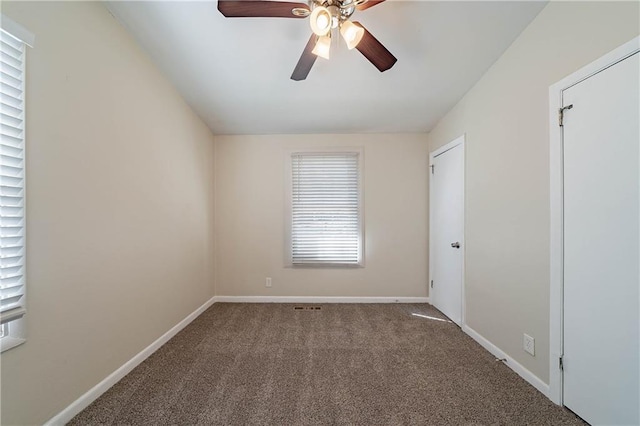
[218,1,309,18]
[291,34,318,81]
[356,0,386,11]
[353,22,397,72]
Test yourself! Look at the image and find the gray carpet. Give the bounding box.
[69,303,584,425]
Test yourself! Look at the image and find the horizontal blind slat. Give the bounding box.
[0,41,22,62]
[1,102,22,119]
[1,123,24,138]
[1,55,22,74]
[1,114,23,128]
[1,134,23,148]
[0,91,22,109]
[1,83,23,99]
[0,278,23,290]
[0,62,22,77]
[1,71,22,91]
[0,31,24,52]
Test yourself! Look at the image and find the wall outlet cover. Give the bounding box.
[523,333,535,356]
[265,277,272,288]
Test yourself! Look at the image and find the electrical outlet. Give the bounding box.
[523,334,535,356]
[265,277,272,288]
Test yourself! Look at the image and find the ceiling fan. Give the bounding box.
[218,0,397,81]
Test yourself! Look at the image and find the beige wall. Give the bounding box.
[427,1,639,384]
[1,2,216,425]
[215,134,428,298]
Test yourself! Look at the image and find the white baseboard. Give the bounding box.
[42,295,552,425]
[462,324,549,398]
[214,296,430,304]
[44,296,217,426]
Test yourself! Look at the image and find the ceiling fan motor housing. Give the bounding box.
[311,0,359,21]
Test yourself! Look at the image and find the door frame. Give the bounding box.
[429,134,466,327]
[548,36,639,406]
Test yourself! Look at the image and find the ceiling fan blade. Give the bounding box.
[356,0,386,11]
[291,34,318,81]
[353,22,397,72]
[218,1,309,18]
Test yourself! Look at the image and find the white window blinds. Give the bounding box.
[0,29,26,324]
[290,152,362,265]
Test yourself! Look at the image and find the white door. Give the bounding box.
[430,137,464,326]
[562,52,639,425]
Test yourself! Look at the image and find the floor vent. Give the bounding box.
[294,306,322,311]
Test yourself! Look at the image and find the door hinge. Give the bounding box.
[430,164,434,175]
[430,280,434,288]
[559,356,564,371]
[558,104,573,127]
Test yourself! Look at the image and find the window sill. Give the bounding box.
[290,263,364,268]
[1,336,26,353]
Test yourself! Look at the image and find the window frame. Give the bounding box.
[284,147,365,268]
[0,16,33,353]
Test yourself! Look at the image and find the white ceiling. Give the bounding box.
[105,1,546,135]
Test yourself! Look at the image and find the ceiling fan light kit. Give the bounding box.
[309,6,332,36]
[218,0,397,80]
[340,20,364,50]
[312,34,332,59]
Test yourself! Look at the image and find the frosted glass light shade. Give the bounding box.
[340,21,364,50]
[310,7,331,36]
[312,35,331,60]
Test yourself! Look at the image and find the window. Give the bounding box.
[286,149,363,266]
[1,21,30,352]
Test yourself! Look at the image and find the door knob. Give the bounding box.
[451,242,460,249]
